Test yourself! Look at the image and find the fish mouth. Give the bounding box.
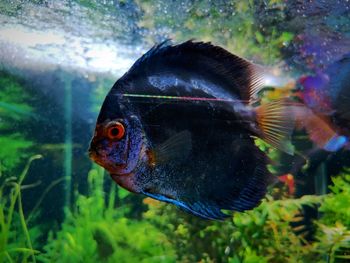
[89,148,130,176]
[88,148,98,162]
[88,148,107,167]
[88,131,142,176]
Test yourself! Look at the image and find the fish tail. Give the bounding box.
[291,105,348,152]
[255,99,348,153]
[255,99,295,155]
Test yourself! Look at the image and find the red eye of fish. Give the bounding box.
[106,122,125,140]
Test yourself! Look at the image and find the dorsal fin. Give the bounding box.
[124,40,266,103]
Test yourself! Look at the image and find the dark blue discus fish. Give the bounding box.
[89,41,294,220]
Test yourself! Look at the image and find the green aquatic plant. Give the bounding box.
[41,166,175,263]
[227,195,320,263]
[136,0,292,64]
[38,164,349,263]
[318,172,350,227]
[144,193,321,262]
[0,155,42,263]
[1,2,348,262]
[313,172,350,262]
[0,71,35,174]
[314,223,350,263]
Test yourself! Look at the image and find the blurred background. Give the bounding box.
[0,1,349,262]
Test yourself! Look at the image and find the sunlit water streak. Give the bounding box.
[0,23,139,75]
[0,2,143,76]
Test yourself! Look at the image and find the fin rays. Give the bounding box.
[255,100,295,155]
[129,40,267,104]
[153,130,192,165]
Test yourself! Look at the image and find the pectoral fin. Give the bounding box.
[149,130,192,166]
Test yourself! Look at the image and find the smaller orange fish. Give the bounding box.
[278,173,295,195]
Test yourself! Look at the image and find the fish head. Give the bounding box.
[89,111,147,192]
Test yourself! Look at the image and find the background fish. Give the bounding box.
[89,41,295,220]
[278,174,295,196]
[297,54,350,151]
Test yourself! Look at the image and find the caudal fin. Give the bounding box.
[255,100,295,155]
[255,100,348,153]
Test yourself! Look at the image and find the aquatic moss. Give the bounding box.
[319,172,350,226]
[144,193,321,262]
[4,157,349,263]
[142,172,350,262]
[40,166,175,263]
[313,172,350,262]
